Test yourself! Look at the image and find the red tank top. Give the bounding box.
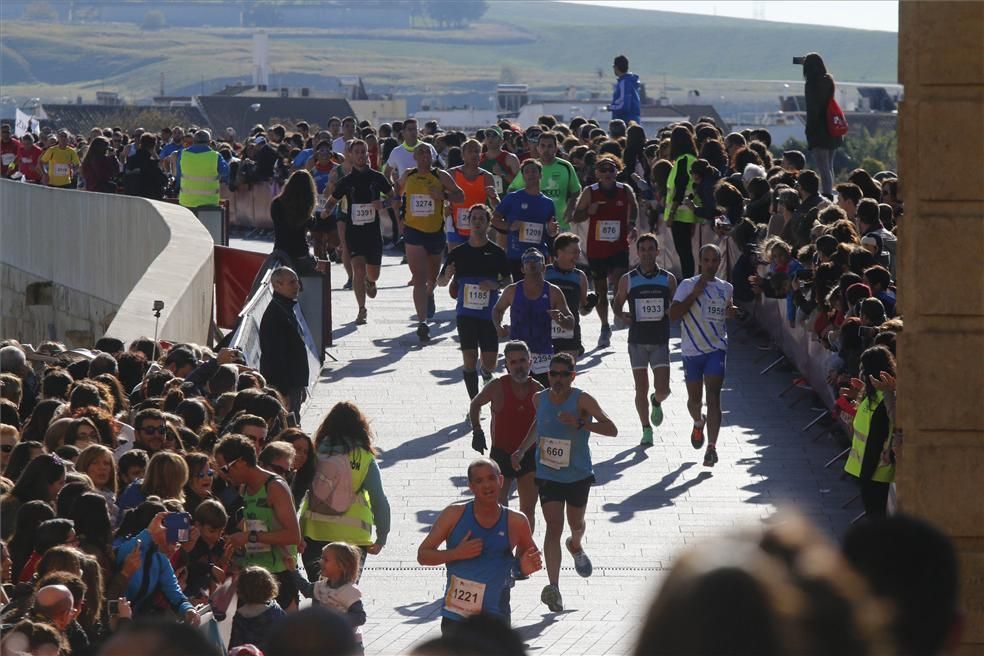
[491,375,537,452]
[449,169,489,237]
[585,182,631,258]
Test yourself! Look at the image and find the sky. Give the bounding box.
[564,1,899,32]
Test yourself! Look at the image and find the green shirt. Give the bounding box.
[509,158,581,228]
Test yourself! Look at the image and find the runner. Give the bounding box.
[480,126,521,197]
[612,233,677,446]
[437,205,511,399]
[545,233,596,359]
[493,159,558,282]
[384,117,439,185]
[331,116,357,155]
[468,341,543,532]
[493,249,574,387]
[508,131,581,232]
[668,244,738,466]
[417,458,542,634]
[38,130,80,189]
[446,139,499,251]
[571,154,638,348]
[322,139,397,325]
[399,143,464,342]
[323,141,355,290]
[509,352,618,613]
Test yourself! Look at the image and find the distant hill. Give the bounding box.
[0,0,897,106]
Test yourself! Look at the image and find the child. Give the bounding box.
[229,566,286,652]
[290,542,366,652]
[176,499,230,605]
[118,449,148,488]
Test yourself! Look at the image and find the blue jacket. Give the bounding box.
[114,528,194,616]
[611,73,641,124]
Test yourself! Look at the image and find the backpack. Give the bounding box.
[826,97,849,137]
[308,452,359,515]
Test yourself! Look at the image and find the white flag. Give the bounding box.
[14,109,36,137]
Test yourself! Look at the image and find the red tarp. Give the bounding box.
[214,245,267,329]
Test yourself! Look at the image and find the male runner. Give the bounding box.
[417,458,542,634]
[400,144,464,342]
[446,139,499,250]
[480,125,521,196]
[668,244,738,466]
[331,116,357,154]
[571,155,638,348]
[493,160,558,282]
[510,353,618,612]
[468,341,543,532]
[437,205,511,400]
[507,131,581,231]
[322,139,397,325]
[493,249,574,387]
[613,233,677,446]
[384,117,439,184]
[545,233,596,359]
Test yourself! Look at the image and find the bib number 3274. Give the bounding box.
[411,194,435,217]
[445,575,486,616]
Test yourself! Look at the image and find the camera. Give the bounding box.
[107,600,119,616]
[792,56,805,65]
[163,512,192,543]
[153,300,165,311]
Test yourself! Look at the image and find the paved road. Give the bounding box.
[259,245,859,655]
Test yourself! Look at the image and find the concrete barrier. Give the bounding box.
[1,180,214,346]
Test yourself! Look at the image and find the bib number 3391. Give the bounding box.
[445,575,486,616]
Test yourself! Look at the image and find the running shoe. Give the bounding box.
[540,584,564,612]
[416,322,430,342]
[649,395,664,427]
[640,426,654,446]
[597,325,612,348]
[355,308,367,325]
[703,445,719,467]
[481,370,494,387]
[343,278,353,291]
[365,280,377,299]
[427,293,436,319]
[566,537,593,577]
[691,416,706,450]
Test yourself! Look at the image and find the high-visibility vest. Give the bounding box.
[178,149,220,208]
[664,154,697,224]
[844,391,895,483]
[299,447,375,546]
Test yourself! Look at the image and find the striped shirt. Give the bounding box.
[673,276,733,356]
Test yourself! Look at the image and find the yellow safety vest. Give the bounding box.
[664,154,697,224]
[844,391,895,483]
[178,149,220,208]
[403,167,445,233]
[299,447,375,545]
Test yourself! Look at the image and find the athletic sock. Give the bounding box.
[464,369,480,399]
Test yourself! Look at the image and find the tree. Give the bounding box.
[23,2,58,22]
[142,10,166,31]
[424,0,487,29]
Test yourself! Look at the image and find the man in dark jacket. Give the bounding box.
[259,267,309,415]
[123,133,167,200]
[608,55,641,125]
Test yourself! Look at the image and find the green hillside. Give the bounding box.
[0,0,897,102]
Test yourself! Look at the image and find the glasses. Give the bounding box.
[1,444,13,453]
[269,463,292,477]
[548,370,573,378]
[140,425,166,435]
[220,457,242,475]
[197,468,215,478]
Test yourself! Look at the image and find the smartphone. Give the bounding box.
[163,512,192,543]
[107,600,120,616]
[792,56,805,65]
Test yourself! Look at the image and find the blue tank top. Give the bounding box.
[627,266,672,345]
[509,280,553,358]
[534,388,593,483]
[442,502,513,622]
[544,265,582,346]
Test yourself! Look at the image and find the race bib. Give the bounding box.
[530,352,551,374]
[462,284,490,310]
[634,298,664,322]
[244,519,271,554]
[456,208,472,230]
[519,221,543,243]
[539,436,571,470]
[53,163,70,178]
[1,154,14,166]
[351,203,375,225]
[445,575,485,617]
[552,320,574,340]
[410,194,435,217]
[492,175,504,195]
[705,297,727,323]
[596,220,620,242]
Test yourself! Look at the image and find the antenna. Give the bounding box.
[160,72,165,97]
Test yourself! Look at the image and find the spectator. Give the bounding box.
[177,129,228,209]
[801,53,842,196]
[0,423,17,471]
[1,617,67,655]
[259,267,309,415]
[271,169,318,274]
[0,454,66,540]
[291,542,367,651]
[608,55,641,125]
[81,136,120,193]
[176,499,228,604]
[780,149,806,173]
[118,450,188,513]
[7,500,55,582]
[70,492,115,578]
[276,427,317,509]
[182,451,215,514]
[124,132,167,200]
[99,618,220,656]
[229,565,287,652]
[664,126,699,278]
[263,606,357,656]
[132,408,167,455]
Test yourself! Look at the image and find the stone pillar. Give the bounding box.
[896,2,984,653]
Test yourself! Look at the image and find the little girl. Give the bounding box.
[290,542,366,653]
[229,566,286,652]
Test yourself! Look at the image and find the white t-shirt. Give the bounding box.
[331,136,349,155]
[386,142,439,180]
[672,276,733,356]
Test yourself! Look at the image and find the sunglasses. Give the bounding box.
[220,457,242,475]
[197,468,215,478]
[140,425,166,435]
[548,370,573,378]
[269,463,293,477]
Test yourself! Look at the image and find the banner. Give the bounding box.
[14,109,38,137]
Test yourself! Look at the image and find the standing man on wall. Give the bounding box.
[177,129,229,209]
[259,267,310,416]
[608,55,641,126]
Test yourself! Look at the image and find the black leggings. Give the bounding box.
[671,220,695,279]
[860,479,890,518]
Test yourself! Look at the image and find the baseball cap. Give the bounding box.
[524,126,542,144]
[487,125,503,138]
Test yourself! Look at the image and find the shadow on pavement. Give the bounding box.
[394,598,443,624]
[602,463,712,523]
[593,446,650,485]
[376,422,469,469]
[515,610,577,644]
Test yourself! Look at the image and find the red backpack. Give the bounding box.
[826,96,849,137]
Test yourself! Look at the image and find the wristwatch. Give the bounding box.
[248,530,259,544]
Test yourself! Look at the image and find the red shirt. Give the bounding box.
[1,138,21,178]
[17,143,43,182]
[585,182,631,259]
[491,375,538,452]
